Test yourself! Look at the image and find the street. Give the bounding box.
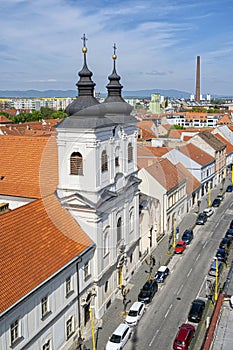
[123,193,233,350]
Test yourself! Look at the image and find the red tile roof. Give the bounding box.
[145,145,172,157]
[0,115,11,123]
[0,135,58,198]
[0,194,93,314]
[179,143,215,166]
[138,156,186,191]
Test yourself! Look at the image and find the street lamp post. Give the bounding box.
[89,306,96,350]
[121,285,131,317]
[214,257,219,301]
[208,182,211,207]
[173,217,176,249]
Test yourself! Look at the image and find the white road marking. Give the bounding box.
[165,303,173,318]
[187,267,193,278]
[177,284,183,295]
[203,241,207,249]
[149,329,159,347]
[195,253,201,262]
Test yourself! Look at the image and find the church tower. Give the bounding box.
[56,36,140,319]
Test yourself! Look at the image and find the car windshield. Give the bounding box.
[139,290,150,297]
[156,271,163,277]
[175,340,185,345]
[128,310,138,317]
[142,283,152,291]
[109,334,121,343]
[182,233,189,238]
[176,244,183,248]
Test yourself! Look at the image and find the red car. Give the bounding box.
[174,240,186,254]
[173,323,195,350]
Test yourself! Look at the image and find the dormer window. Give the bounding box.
[101,150,108,172]
[128,143,133,163]
[70,152,83,175]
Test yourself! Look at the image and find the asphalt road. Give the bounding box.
[124,194,233,350]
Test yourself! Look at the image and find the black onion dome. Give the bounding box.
[104,44,125,103]
[65,34,99,116]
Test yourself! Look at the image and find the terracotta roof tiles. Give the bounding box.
[178,143,215,166]
[0,194,93,314]
[0,135,58,198]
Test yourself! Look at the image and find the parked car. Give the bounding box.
[217,193,224,201]
[106,323,132,350]
[226,185,233,192]
[138,279,158,304]
[219,237,231,250]
[208,259,223,277]
[155,265,170,283]
[181,229,194,245]
[215,248,228,263]
[173,323,195,350]
[125,301,145,326]
[174,240,186,254]
[196,212,207,225]
[188,299,205,323]
[225,228,233,239]
[229,219,233,229]
[212,198,221,207]
[203,207,214,217]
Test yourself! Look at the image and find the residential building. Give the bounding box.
[137,146,187,238]
[0,195,94,350]
[190,130,226,186]
[163,143,215,197]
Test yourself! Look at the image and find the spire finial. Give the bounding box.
[112,43,117,60]
[81,33,88,53]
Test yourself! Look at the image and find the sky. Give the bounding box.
[1,0,233,96]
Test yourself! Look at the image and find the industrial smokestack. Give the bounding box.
[195,56,200,102]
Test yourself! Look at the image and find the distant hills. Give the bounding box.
[0,89,230,99]
[0,89,191,99]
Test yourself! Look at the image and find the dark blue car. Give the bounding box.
[226,185,233,192]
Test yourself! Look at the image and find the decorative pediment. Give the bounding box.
[59,192,95,210]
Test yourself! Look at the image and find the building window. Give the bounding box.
[103,229,109,256]
[128,143,133,163]
[105,281,109,293]
[129,209,134,233]
[66,316,74,340]
[10,320,19,345]
[101,150,108,172]
[70,152,83,175]
[117,217,122,244]
[41,296,49,318]
[115,147,120,167]
[84,261,91,281]
[42,340,50,350]
[66,276,73,297]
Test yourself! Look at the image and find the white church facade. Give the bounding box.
[0,37,141,349]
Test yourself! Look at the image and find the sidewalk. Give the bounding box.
[82,179,230,350]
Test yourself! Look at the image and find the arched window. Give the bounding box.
[128,143,133,163]
[103,229,109,256]
[115,147,120,168]
[101,150,108,172]
[70,152,83,175]
[129,209,134,233]
[117,217,122,244]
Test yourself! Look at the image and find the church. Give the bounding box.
[0,36,140,350]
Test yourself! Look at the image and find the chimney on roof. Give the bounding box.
[195,56,201,102]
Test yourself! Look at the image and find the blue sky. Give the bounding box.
[1,0,233,95]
